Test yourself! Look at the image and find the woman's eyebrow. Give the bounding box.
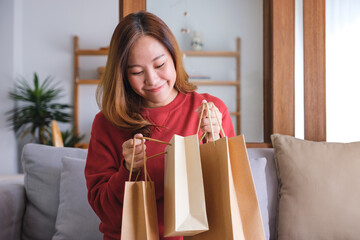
[152,54,165,62]
[127,54,165,69]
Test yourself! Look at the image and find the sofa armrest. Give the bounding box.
[0,174,25,240]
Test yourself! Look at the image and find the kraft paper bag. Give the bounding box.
[121,138,160,240]
[185,135,266,240]
[121,181,159,240]
[164,134,209,237]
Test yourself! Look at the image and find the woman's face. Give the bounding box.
[127,35,178,108]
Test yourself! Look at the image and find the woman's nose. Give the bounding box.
[145,69,159,86]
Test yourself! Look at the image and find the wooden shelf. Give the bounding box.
[183,51,239,57]
[184,37,241,135]
[76,49,108,55]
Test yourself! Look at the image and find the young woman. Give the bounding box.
[85,11,235,240]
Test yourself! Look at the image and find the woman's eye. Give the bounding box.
[155,63,165,69]
[131,71,143,75]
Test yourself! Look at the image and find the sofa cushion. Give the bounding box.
[271,134,360,240]
[249,157,270,240]
[247,148,277,240]
[52,156,101,240]
[21,143,88,240]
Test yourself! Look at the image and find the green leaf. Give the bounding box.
[6,73,72,143]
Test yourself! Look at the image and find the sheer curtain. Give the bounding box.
[295,0,305,139]
[326,0,360,142]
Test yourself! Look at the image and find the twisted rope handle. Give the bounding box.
[129,136,137,181]
[196,102,226,143]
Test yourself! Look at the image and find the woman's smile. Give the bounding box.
[145,84,165,93]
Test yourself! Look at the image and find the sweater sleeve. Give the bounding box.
[221,105,236,138]
[84,113,136,227]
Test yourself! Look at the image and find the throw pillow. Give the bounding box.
[249,157,270,240]
[21,143,88,240]
[271,134,360,240]
[52,157,102,240]
[248,148,278,239]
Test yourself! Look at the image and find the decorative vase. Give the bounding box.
[191,31,204,51]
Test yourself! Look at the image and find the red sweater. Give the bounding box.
[85,91,235,240]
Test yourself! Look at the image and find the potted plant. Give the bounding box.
[7,73,72,144]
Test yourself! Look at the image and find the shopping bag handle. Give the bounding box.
[196,102,226,142]
[129,137,171,182]
[133,150,170,182]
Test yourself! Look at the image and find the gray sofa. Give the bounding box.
[0,143,278,240]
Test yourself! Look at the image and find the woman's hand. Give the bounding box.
[122,133,146,172]
[196,100,223,142]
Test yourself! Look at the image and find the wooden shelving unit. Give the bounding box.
[73,36,108,138]
[183,37,241,134]
[73,36,241,140]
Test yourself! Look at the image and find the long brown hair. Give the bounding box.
[96,11,196,135]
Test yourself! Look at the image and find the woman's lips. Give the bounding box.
[146,84,164,93]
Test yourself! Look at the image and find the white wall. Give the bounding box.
[148,0,264,141]
[0,0,118,174]
[22,0,118,144]
[0,0,21,174]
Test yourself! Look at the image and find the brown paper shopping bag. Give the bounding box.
[121,179,158,240]
[185,103,266,240]
[121,137,170,240]
[164,134,209,237]
[228,135,266,240]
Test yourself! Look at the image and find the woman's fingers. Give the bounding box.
[123,136,141,149]
[200,116,221,141]
[201,119,221,135]
[123,140,146,156]
[196,101,223,141]
[131,159,144,169]
[195,104,203,113]
[201,116,220,127]
[200,102,222,127]
[195,99,208,113]
[122,133,146,171]
[200,101,221,118]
